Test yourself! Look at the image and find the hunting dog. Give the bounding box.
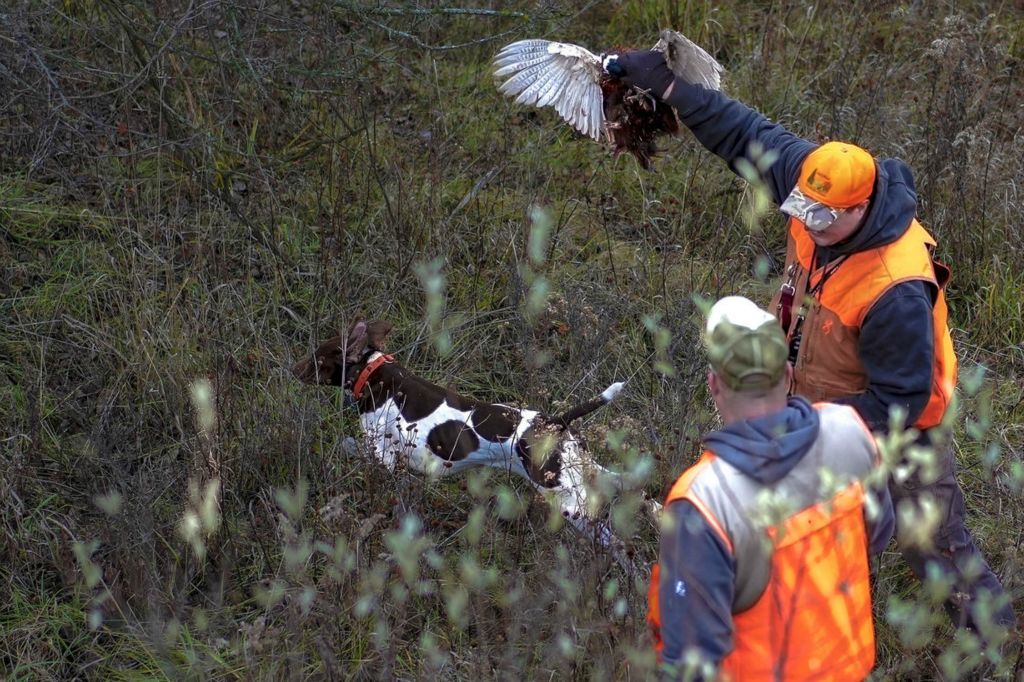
[292,319,655,565]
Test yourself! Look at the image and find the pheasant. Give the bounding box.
[493,30,723,169]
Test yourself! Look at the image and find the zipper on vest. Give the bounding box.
[801,301,818,364]
[791,256,846,368]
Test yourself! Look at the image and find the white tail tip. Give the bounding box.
[602,382,625,402]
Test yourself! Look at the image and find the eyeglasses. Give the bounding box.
[780,188,844,231]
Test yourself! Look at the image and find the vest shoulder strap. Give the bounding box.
[665,452,734,554]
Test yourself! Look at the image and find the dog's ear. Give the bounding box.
[366,320,392,351]
[346,320,369,363]
[345,317,365,338]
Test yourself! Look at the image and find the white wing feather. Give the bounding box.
[493,40,604,140]
[653,29,723,91]
[514,59,566,106]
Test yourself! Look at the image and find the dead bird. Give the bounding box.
[493,29,723,169]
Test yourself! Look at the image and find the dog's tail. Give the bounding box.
[553,382,624,428]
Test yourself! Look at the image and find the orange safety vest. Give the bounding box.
[770,218,957,429]
[649,429,877,680]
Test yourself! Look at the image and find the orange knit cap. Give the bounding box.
[795,141,876,209]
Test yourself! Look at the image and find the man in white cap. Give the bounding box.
[647,296,894,680]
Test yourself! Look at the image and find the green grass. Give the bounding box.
[2,0,1023,679]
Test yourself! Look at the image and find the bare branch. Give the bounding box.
[346,4,529,19]
[364,18,519,51]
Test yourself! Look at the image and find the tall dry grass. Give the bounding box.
[2,0,1022,679]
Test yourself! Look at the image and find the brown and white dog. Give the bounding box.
[292,319,655,566]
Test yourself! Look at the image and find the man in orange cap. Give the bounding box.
[605,53,1017,636]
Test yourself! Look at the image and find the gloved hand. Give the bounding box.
[602,50,676,98]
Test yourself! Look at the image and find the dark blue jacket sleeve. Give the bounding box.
[658,500,735,674]
[661,79,817,204]
[832,280,935,433]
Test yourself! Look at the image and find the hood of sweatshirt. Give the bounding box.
[702,396,820,484]
[820,157,918,262]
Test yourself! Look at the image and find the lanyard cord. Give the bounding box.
[807,252,849,299]
[786,253,849,363]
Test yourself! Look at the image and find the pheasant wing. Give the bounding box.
[654,29,723,91]
[494,40,604,141]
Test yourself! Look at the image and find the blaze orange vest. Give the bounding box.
[649,416,877,680]
[770,218,957,429]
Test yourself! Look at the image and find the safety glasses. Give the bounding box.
[780,187,844,231]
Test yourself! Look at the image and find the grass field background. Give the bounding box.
[2,1,1023,679]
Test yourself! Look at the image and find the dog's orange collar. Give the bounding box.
[352,352,394,399]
